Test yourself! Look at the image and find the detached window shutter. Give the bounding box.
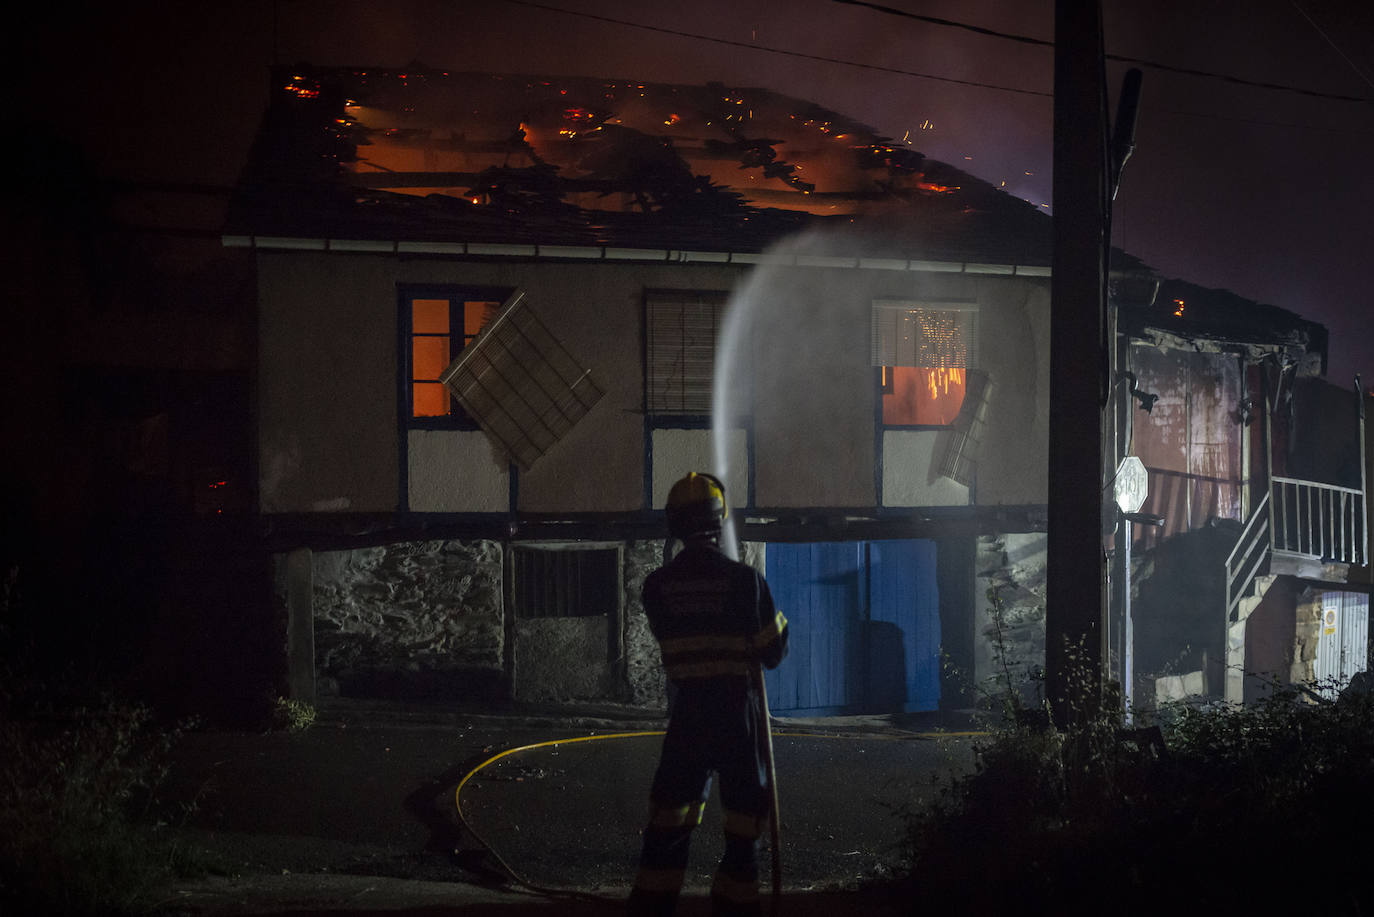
[939,369,992,485]
[646,291,729,415]
[440,291,603,470]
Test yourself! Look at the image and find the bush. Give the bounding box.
[904,618,1374,915]
[271,696,316,733]
[0,674,193,915]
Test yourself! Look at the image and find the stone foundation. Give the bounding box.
[974,533,1048,711]
[311,539,504,700]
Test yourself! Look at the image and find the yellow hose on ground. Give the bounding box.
[451,725,986,904]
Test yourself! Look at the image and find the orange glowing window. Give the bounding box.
[407,293,504,419]
[872,302,977,426]
[881,366,967,425]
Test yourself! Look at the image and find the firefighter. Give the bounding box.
[628,472,788,917]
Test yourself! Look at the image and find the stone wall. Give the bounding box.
[311,539,504,700]
[1290,587,1325,686]
[624,539,667,709]
[514,616,615,704]
[974,533,1048,711]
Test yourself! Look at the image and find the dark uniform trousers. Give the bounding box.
[628,543,788,917]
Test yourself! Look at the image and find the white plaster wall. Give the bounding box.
[258,253,399,513]
[407,430,510,512]
[882,430,970,506]
[255,248,1052,517]
[972,280,1051,505]
[651,428,749,511]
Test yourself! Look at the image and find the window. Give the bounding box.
[513,546,620,618]
[872,301,978,426]
[645,290,731,416]
[405,288,506,422]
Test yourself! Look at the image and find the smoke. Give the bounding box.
[712,226,904,556]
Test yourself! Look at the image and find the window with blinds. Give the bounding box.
[872,300,979,427]
[645,290,731,416]
[439,291,603,470]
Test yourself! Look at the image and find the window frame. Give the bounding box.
[642,288,755,511]
[643,288,733,421]
[511,544,622,620]
[399,284,513,431]
[872,300,979,431]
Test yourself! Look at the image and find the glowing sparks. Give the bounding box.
[926,367,966,399]
[283,75,320,99]
[1173,298,1186,317]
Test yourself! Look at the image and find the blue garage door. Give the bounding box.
[763,540,940,716]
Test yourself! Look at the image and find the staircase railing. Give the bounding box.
[1270,476,1368,566]
[1225,491,1272,621]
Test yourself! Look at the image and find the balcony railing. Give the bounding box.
[1270,476,1368,566]
[1225,477,1368,623]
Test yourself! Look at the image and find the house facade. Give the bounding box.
[230,64,1368,717]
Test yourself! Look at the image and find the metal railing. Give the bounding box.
[1270,476,1368,566]
[1224,491,1271,621]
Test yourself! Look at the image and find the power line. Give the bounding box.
[496,0,1051,98]
[494,0,1370,136]
[1289,0,1374,93]
[834,0,1371,103]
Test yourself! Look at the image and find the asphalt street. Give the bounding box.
[155,701,978,914]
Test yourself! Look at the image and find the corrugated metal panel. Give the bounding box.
[764,542,865,713]
[868,540,941,712]
[1315,591,1370,697]
[1131,347,1242,550]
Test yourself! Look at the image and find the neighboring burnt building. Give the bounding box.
[1114,279,1369,709]
[227,65,1367,716]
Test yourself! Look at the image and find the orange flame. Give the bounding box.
[926,367,966,399]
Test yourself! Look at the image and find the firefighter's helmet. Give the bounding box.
[665,472,728,540]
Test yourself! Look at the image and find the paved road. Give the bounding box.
[158,704,977,911]
[460,729,974,891]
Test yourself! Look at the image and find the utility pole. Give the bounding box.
[1047,0,1108,726]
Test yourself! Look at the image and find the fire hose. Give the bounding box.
[453,721,981,908]
[452,705,785,913]
[755,662,783,917]
[456,725,785,912]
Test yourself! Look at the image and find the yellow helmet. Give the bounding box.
[665,472,728,539]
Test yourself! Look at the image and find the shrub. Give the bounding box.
[903,595,1374,915]
[0,674,192,915]
[271,696,317,733]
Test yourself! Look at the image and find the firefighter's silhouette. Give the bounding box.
[628,472,788,917]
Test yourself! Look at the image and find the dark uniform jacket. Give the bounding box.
[643,542,788,720]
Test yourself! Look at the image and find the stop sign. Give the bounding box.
[1114,456,1148,514]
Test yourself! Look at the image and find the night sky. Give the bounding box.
[19,0,1373,384]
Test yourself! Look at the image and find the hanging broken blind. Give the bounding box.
[439,291,603,470]
[645,290,730,415]
[871,300,979,369]
[939,369,993,485]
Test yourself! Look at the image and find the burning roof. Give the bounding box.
[229,64,1073,264]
